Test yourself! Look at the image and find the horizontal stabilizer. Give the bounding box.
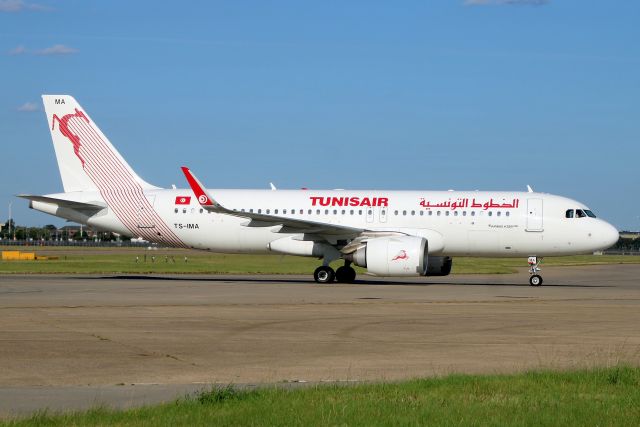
[17,194,106,212]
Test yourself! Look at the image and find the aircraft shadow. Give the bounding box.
[79,275,612,288]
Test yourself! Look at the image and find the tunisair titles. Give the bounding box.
[307,196,520,210]
[419,198,520,210]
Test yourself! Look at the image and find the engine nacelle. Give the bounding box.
[349,236,428,276]
[347,237,454,277]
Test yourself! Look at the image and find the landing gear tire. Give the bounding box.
[529,274,543,287]
[335,266,356,283]
[314,266,335,284]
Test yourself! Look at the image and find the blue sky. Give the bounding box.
[1,0,638,230]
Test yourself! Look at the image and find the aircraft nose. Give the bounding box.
[599,221,619,250]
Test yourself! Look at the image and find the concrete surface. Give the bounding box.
[1,265,639,417]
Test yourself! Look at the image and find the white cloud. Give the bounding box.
[35,44,78,55]
[17,102,39,112]
[8,45,27,55]
[7,44,79,56]
[464,0,549,5]
[0,0,50,12]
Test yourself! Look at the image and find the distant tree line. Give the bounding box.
[612,236,640,252]
[0,219,127,242]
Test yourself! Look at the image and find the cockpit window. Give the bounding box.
[567,208,596,219]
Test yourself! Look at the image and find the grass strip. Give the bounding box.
[1,245,638,275]
[4,366,640,426]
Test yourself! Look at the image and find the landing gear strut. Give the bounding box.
[528,256,543,286]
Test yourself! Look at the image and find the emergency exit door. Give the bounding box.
[526,198,543,232]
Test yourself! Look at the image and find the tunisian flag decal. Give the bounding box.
[175,196,191,205]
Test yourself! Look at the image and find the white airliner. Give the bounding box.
[19,95,619,286]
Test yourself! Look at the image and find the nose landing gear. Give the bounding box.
[528,256,543,286]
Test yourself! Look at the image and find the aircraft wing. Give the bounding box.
[180,167,364,238]
[17,194,106,213]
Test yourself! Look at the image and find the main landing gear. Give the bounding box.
[313,261,356,284]
[528,256,543,286]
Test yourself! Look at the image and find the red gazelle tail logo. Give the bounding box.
[52,109,89,167]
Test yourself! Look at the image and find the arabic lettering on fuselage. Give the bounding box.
[418,198,520,210]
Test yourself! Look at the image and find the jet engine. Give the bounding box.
[346,236,452,277]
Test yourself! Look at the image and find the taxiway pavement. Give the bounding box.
[1,265,639,416]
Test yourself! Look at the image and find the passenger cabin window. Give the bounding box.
[566,209,574,218]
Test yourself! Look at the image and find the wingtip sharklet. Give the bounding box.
[180,166,217,208]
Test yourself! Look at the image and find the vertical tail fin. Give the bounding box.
[42,95,159,193]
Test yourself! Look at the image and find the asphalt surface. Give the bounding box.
[1,265,639,417]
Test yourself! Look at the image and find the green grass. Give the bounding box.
[452,255,640,274]
[0,246,638,275]
[4,366,640,426]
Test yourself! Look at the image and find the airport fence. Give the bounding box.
[603,250,640,256]
[0,239,160,248]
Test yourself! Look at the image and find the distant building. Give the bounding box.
[58,225,95,238]
[619,231,640,240]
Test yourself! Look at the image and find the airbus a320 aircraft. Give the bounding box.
[19,95,619,286]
